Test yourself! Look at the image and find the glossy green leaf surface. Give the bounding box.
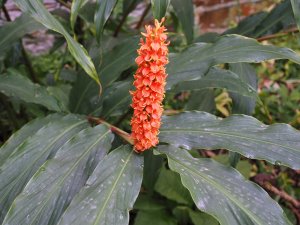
[0,72,62,112]
[170,0,194,43]
[156,145,292,225]
[123,0,141,15]
[3,125,113,225]
[226,1,294,38]
[229,63,257,115]
[160,111,300,169]
[291,0,300,30]
[13,0,100,85]
[151,0,170,20]
[154,166,193,205]
[0,114,61,167]
[101,80,132,118]
[58,145,143,225]
[167,34,300,89]
[134,210,177,225]
[0,114,88,223]
[70,0,87,30]
[185,90,215,113]
[95,0,118,42]
[70,37,138,114]
[0,14,43,55]
[174,67,257,98]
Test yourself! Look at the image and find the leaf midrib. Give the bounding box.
[92,150,133,225]
[27,130,110,225]
[0,120,86,205]
[165,152,264,225]
[160,129,299,153]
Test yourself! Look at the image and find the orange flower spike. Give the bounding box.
[130,18,169,152]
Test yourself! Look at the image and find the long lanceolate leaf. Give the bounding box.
[174,67,257,98]
[0,114,61,166]
[291,0,300,30]
[0,72,63,112]
[170,0,194,44]
[156,145,292,225]
[3,125,114,225]
[58,145,143,225]
[0,115,88,223]
[95,0,118,42]
[70,0,87,31]
[151,0,170,20]
[159,111,300,169]
[69,37,138,114]
[228,63,257,114]
[13,0,100,86]
[167,34,300,89]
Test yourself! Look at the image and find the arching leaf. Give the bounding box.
[156,145,292,225]
[167,35,300,89]
[58,145,143,225]
[14,0,101,86]
[95,0,118,42]
[0,71,63,112]
[3,125,113,225]
[160,111,300,169]
[0,114,88,223]
[151,0,170,20]
[171,0,194,43]
[174,67,257,98]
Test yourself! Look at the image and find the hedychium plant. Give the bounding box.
[0,0,300,225]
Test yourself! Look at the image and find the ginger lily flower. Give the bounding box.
[130,18,169,152]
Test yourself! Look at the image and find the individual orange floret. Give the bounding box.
[130,18,169,152]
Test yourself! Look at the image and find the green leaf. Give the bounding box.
[251,0,294,38]
[58,145,143,225]
[188,210,219,225]
[156,145,292,225]
[228,63,257,115]
[3,125,113,225]
[174,67,257,98]
[0,114,61,166]
[151,0,170,20]
[291,0,300,30]
[47,84,72,112]
[123,0,141,15]
[154,166,193,205]
[170,0,194,44]
[134,210,177,225]
[101,80,132,118]
[70,0,87,31]
[70,37,138,114]
[167,34,300,89]
[143,150,164,193]
[224,12,267,37]
[100,37,138,86]
[160,111,300,169]
[134,194,166,211]
[0,71,62,112]
[14,0,101,86]
[95,0,118,42]
[0,114,88,223]
[185,90,215,113]
[225,1,294,38]
[0,14,43,55]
